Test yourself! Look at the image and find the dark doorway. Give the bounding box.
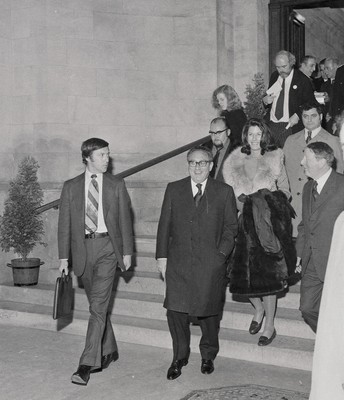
[269,0,344,73]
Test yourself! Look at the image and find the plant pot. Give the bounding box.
[7,258,44,286]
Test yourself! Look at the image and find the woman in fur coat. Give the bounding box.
[222,118,294,346]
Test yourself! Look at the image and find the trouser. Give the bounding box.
[167,309,220,361]
[300,258,324,333]
[267,121,292,148]
[79,236,118,368]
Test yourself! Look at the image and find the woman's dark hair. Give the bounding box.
[241,118,277,155]
[81,137,109,164]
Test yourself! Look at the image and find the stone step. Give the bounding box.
[0,283,314,340]
[0,299,314,371]
[39,266,303,310]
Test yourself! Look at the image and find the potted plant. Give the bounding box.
[243,72,267,119]
[0,156,46,286]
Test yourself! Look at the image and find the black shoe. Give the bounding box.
[249,313,264,335]
[201,359,214,374]
[101,351,119,370]
[71,365,92,385]
[258,329,276,346]
[167,359,188,380]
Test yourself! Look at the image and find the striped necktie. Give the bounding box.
[194,183,203,207]
[306,130,312,144]
[85,174,99,233]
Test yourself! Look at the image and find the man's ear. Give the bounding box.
[227,129,231,137]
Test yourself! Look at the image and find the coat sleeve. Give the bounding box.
[276,150,291,198]
[118,179,134,255]
[156,184,172,259]
[57,181,71,259]
[333,138,344,174]
[218,186,238,256]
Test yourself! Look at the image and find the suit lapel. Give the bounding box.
[102,173,112,219]
[311,170,336,214]
[72,173,85,233]
[197,178,216,215]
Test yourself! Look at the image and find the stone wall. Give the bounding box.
[299,7,344,63]
[0,0,270,283]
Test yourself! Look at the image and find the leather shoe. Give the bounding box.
[258,329,276,346]
[249,313,264,335]
[167,359,188,380]
[201,359,214,374]
[101,351,119,370]
[71,365,92,385]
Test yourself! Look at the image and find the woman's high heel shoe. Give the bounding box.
[249,313,265,335]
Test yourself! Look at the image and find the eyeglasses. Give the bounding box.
[209,128,227,135]
[188,160,211,168]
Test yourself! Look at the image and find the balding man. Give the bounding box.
[263,50,316,147]
[204,117,238,182]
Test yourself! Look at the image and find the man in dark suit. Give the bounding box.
[296,141,344,333]
[263,50,316,147]
[204,117,238,182]
[58,138,133,385]
[330,61,344,128]
[156,146,238,380]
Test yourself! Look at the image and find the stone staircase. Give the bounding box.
[0,234,315,371]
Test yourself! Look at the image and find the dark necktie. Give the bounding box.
[306,130,312,144]
[209,146,223,178]
[275,79,285,120]
[312,181,319,202]
[194,183,203,208]
[85,174,99,233]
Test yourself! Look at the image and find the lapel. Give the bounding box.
[196,178,216,215]
[72,173,86,232]
[102,172,112,219]
[311,170,336,214]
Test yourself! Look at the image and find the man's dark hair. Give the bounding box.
[187,145,213,162]
[81,138,109,164]
[307,141,335,168]
[300,102,324,116]
[299,55,316,67]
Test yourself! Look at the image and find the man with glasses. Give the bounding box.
[156,146,238,380]
[204,117,238,181]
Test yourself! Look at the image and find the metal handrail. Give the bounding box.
[36,135,211,214]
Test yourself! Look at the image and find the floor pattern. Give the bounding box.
[181,384,309,400]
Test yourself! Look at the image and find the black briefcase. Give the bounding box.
[52,272,74,320]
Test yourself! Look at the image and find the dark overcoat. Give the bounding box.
[156,177,238,317]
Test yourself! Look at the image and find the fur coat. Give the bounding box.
[228,189,296,296]
[222,147,290,200]
[222,147,295,296]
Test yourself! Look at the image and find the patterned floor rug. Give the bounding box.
[181,384,309,400]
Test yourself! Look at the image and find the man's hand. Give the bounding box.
[123,255,131,271]
[156,259,167,280]
[295,256,302,274]
[59,259,69,275]
[288,113,299,128]
[263,94,274,105]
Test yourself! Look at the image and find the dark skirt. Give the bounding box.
[228,189,296,297]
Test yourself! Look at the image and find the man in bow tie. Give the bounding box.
[58,137,133,385]
[296,141,344,333]
[156,146,238,380]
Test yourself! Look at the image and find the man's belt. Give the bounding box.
[85,232,109,239]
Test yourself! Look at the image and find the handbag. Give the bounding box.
[52,271,74,320]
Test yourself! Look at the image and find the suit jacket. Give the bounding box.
[204,139,238,182]
[296,170,344,281]
[265,69,316,134]
[156,177,238,316]
[331,65,344,119]
[284,128,344,235]
[58,172,134,276]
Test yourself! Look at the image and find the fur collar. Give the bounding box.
[222,147,284,196]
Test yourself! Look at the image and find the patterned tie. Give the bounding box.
[312,181,319,202]
[194,183,203,208]
[85,174,99,233]
[209,146,223,178]
[306,130,312,144]
[275,78,285,120]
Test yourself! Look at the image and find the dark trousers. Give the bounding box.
[300,258,324,333]
[79,236,118,368]
[268,121,292,148]
[167,310,220,361]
